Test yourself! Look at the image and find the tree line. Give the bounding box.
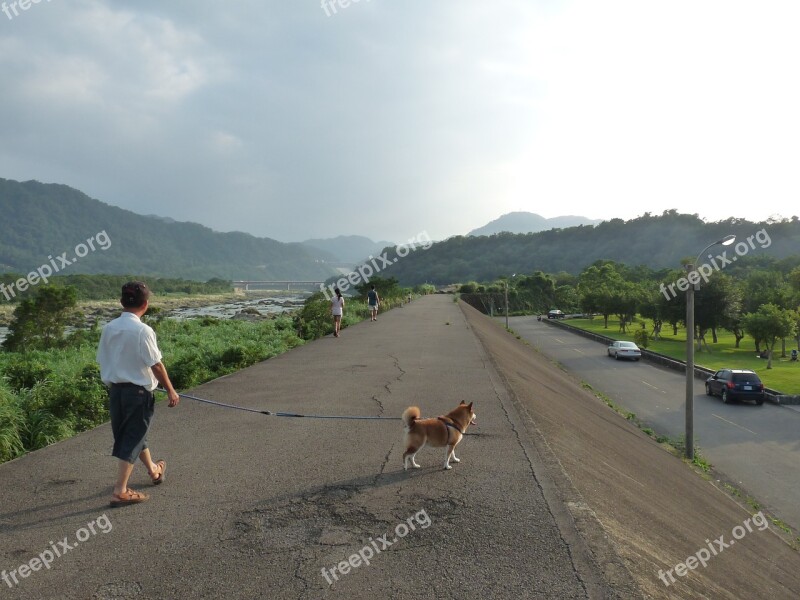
[460,257,800,369]
[380,211,800,286]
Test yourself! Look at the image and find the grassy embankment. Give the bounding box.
[563,317,800,394]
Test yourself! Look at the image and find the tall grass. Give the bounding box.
[0,292,414,464]
[0,315,304,463]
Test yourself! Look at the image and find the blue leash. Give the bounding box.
[157,389,402,421]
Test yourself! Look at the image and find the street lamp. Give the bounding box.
[504,274,516,329]
[685,234,735,459]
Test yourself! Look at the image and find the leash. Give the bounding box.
[156,389,402,421]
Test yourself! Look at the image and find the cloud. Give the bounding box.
[1,0,798,245]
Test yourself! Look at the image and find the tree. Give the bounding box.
[515,271,557,313]
[354,276,403,300]
[2,286,79,352]
[694,273,741,349]
[742,304,797,369]
[610,281,644,333]
[578,263,625,328]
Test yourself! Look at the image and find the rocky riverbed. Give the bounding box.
[0,291,310,343]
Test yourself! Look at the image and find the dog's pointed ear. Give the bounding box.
[467,402,473,410]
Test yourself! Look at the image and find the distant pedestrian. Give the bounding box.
[367,285,380,321]
[331,287,345,337]
[97,281,180,507]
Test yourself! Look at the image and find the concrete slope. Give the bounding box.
[461,302,800,599]
[0,295,617,599]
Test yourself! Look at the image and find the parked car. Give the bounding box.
[607,341,641,361]
[705,369,765,405]
[547,309,565,319]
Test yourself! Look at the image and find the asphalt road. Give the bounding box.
[508,315,800,531]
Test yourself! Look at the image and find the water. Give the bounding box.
[166,293,309,319]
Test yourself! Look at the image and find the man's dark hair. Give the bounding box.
[121,281,150,308]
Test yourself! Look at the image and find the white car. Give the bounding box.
[607,341,641,361]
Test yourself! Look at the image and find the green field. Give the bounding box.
[562,317,800,395]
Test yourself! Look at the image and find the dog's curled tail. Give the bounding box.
[402,406,420,428]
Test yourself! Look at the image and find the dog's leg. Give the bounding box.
[450,439,461,463]
[444,445,454,470]
[404,443,423,470]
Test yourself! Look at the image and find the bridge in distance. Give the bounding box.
[232,280,325,291]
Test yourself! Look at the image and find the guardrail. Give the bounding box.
[541,318,800,406]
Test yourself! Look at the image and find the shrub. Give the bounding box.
[633,328,649,349]
[2,358,54,391]
[0,386,25,462]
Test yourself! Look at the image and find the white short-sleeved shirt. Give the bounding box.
[331,296,344,316]
[96,312,163,391]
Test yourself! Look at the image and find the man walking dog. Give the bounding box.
[97,281,180,506]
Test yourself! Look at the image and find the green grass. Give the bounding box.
[564,317,800,394]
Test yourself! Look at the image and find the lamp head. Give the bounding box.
[719,234,736,246]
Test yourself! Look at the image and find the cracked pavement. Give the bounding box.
[0,295,620,599]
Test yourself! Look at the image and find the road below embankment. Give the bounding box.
[470,308,800,599]
[509,315,800,533]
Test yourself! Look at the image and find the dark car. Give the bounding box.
[547,309,565,319]
[705,369,765,405]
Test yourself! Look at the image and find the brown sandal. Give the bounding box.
[110,488,150,507]
[150,460,166,485]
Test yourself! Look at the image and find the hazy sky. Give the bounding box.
[2,1,799,243]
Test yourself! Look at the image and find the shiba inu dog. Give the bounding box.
[402,402,476,470]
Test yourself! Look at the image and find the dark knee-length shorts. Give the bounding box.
[109,385,155,463]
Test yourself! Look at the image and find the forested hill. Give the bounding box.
[381,211,800,285]
[0,178,337,281]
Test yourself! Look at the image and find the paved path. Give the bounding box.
[0,295,613,599]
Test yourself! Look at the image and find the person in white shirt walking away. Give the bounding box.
[96,281,180,507]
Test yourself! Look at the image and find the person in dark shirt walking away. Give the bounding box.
[367,284,380,321]
[97,281,180,507]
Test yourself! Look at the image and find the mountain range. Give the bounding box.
[467,212,602,236]
[10,177,792,288]
[379,211,800,285]
[0,178,337,281]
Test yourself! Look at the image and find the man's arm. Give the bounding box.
[151,362,180,407]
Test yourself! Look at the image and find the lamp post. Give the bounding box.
[504,274,516,329]
[685,234,735,459]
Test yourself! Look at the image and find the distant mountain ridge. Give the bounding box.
[468,212,602,236]
[301,235,395,265]
[380,211,800,285]
[0,178,337,281]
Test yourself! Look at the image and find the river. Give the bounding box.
[0,292,311,346]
